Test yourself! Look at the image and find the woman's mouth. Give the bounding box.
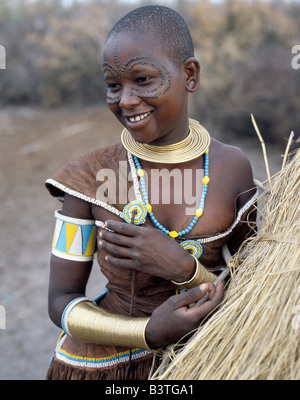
[126,111,152,123]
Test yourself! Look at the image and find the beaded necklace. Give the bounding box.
[122,149,210,258]
[134,150,209,236]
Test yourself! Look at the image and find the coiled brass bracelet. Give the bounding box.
[172,256,217,289]
[62,297,151,351]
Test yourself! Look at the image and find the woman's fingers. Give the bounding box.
[99,223,142,265]
[99,229,133,247]
[104,254,136,269]
[104,219,138,236]
[170,281,223,308]
[170,283,211,309]
[146,282,224,348]
[99,238,138,262]
[189,281,224,316]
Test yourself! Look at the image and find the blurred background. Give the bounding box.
[0,0,299,379]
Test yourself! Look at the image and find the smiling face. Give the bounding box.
[103,32,199,145]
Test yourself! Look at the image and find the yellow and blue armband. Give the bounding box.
[52,210,96,262]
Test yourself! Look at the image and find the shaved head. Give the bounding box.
[106,5,194,66]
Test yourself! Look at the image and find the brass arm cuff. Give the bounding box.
[63,298,152,351]
[172,256,217,289]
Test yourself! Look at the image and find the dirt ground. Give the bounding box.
[0,105,285,380]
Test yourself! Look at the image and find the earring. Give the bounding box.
[187,80,195,92]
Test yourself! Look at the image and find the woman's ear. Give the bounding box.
[183,57,200,93]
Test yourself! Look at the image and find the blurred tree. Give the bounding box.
[0,0,299,143]
[188,0,300,142]
[25,2,110,106]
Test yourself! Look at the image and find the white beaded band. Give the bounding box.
[52,210,96,262]
[196,191,258,244]
[46,178,123,218]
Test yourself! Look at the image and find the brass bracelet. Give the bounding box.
[171,256,217,289]
[62,297,152,351]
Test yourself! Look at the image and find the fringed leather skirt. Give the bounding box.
[47,331,157,380]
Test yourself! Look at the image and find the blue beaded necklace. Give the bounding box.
[122,149,210,259]
[133,149,209,236]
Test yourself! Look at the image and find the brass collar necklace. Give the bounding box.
[121,118,211,164]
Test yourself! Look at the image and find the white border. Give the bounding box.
[54,334,151,369]
[196,190,258,244]
[47,168,260,245]
[51,248,95,262]
[54,209,95,225]
[46,178,123,218]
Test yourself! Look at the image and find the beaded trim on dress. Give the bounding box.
[46,152,259,245]
[95,190,257,245]
[53,333,151,370]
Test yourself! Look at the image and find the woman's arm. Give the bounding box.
[227,147,257,255]
[48,194,224,348]
[48,193,94,328]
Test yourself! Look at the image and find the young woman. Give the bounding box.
[46,5,256,380]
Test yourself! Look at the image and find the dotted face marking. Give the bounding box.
[103,45,171,104]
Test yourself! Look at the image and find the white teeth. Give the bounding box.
[128,112,150,123]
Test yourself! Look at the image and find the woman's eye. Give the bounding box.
[136,76,151,84]
[107,83,120,92]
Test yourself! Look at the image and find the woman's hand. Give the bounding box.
[145,282,224,349]
[98,219,195,282]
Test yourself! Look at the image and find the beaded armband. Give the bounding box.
[52,210,96,262]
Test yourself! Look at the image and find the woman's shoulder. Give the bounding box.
[210,138,249,162]
[70,141,125,169]
[209,138,256,204]
[210,138,253,176]
[45,141,126,200]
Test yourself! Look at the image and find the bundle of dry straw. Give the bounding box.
[154,146,300,380]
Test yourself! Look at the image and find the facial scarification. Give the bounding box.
[103,44,171,104]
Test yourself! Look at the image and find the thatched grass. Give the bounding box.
[153,147,300,380]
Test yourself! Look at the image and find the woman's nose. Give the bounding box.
[119,86,141,109]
